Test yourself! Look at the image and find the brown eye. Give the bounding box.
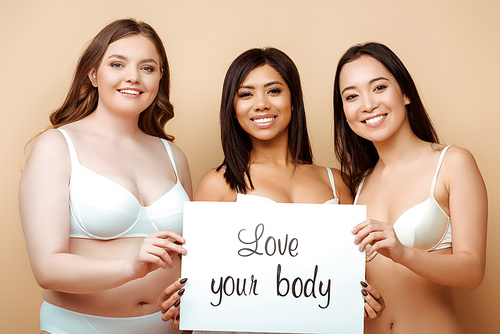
[238,92,252,98]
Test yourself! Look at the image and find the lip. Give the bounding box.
[362,114,387,127]
[117,88,143,97]
[251,114,277,128]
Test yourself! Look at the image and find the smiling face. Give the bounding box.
[233,64,292,144]
[88,34,162,119]
[339,55,411,144]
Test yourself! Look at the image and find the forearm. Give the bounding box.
[399,247,484,289]
[33,253,136,294]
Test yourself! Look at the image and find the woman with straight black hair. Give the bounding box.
[158,47,385,332]
[334,42,487,333]
[216,47,313,194]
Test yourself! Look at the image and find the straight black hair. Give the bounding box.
[217,47,313,193]
[333,42,439,194]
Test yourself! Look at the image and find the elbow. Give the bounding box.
[461,264,485,290]
[34,272,54,290]
[32,268,60,290]
[465,272,484,290]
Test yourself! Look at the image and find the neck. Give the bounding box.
[85,106,143,139]
[373,122,427,168]
[249,133,293,166]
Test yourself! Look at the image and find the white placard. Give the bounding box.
[181,202,366,334]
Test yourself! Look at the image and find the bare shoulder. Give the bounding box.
[441,145,482,177]
[167,141,190,169]
[25,129,70,170]
[440,145,485,188]
[442,145,477,165]
[32,128,67,149]
[195,168,236,201]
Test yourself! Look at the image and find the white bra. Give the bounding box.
[237,167,338,204]
[58,128,190,240]
[354,146,453,260]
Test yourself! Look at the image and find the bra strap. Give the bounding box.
[353,176,366,205]
[430,145,452,196]
[325,167,338,200]
[57,128,81,168]
[161,139,179,179]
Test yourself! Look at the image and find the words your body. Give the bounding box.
[210,223,331,309]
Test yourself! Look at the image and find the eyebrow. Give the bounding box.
[108,54,158,65]
[239,80,283,89]
[341,76,389,94]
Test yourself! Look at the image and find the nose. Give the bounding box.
[361,94,379,113]
[125,67,140,84]
[254,93,270,111]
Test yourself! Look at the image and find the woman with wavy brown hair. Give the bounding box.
[19,19,192,333]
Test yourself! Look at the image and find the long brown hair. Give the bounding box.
[217,47,313,193]
[333,42,439,194]
[50,18,174,140]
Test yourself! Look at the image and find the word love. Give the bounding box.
[237,223,298,257]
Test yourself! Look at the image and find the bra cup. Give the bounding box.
[236,166,338,205]
[236,193,276,203]
[324,198,339,205]
[146,183,187,236]
[236,193,338,205]
[393,197,449,251]
[149,210,184,235]
[71,171,142,239]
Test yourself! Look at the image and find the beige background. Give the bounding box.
[1,0,498,332]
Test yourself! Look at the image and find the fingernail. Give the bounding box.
[180,278,188,284]
[361,289,368,296]
[174,300,180,307]
[178,288,185,296]
[360,281,368,288]
[364,299,367,303]
[176,314,180,321]
[351,227,356,233]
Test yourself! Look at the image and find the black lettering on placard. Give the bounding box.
[275,264,331,309]
[238,224,264,257]
[238,223,299,257]
[210,275,259,307]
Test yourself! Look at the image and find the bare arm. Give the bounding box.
[354,147,487,289]
[400,147,487,288]
[19,130,186,294]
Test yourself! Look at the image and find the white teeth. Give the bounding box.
[365,115,385,124]
[253,117,275,124]
[120,89,140,95]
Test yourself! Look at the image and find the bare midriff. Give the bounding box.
[364,248,464,334]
